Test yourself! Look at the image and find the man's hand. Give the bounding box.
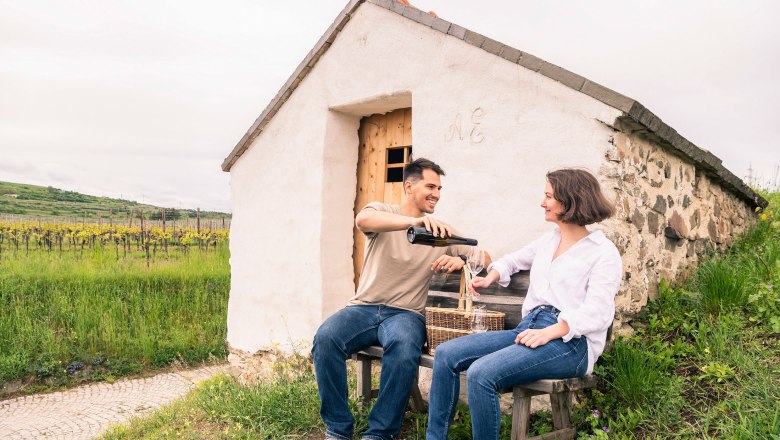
[416,216,451,239]
[431,255,464,273]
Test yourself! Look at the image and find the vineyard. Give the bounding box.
[0,220,229,264]
[0,217,231,395]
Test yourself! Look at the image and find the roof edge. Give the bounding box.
[221,0,366,171]
[222,0,767,210]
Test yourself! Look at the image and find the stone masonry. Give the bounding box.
[599,123,757,334]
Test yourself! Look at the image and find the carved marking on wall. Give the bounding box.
[470,107,484,145]
[445,113,464,142]
[445,108,485,145]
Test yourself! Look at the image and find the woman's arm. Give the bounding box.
[487,232,552,287]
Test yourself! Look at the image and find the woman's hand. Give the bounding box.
[515,321,570,348]
[515,328,555,348]
[469,270,497,297]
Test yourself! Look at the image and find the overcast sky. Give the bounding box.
[1,1,778,212]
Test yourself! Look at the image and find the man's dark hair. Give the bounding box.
[403,157,445,183]
[546,168,615,226]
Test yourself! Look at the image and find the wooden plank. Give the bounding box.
[353,113,386,286]
[409,376,427,412]
[518,375,598,394]
[550,392,571,430]
[431,270,530,296]
[402,108,413,146]
[352,108,412,287]
[512,387,532,440]
[353,121,371,287]
[383,181,404,205]
[385,108,405,148]
[354,354,374,409]
[428,290,524,306]
[528,428,576,440]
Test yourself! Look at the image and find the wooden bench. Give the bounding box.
[351,270,600,440]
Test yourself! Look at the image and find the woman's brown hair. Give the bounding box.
[546,168,615,226]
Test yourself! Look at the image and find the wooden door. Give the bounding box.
[353,107,412,287]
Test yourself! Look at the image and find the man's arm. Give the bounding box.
[355,209,419,233]
[355,208,452,238]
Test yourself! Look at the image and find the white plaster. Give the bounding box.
[227,3,630,353]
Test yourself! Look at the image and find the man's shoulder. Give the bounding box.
[362,202,400,214]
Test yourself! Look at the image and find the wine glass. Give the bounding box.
[466,247,485,280]
[465,247,485,307]
[472,305,488,332]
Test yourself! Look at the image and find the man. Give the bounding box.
[313,158,477,440]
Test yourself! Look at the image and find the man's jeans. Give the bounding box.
[426,305,588,440]
[312,305,426,440]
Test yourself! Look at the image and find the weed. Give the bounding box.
[697,258,747,314]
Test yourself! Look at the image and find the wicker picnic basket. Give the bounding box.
[425,271,505,354]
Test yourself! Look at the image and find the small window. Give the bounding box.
[385,146,412,183]
[386,168,403,182]
[387,148,405,164]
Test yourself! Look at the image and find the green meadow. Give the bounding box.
[0,244,229,395]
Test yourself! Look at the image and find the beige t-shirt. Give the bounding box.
[349,202,472,314]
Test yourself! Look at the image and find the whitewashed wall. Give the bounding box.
[227,3,623,354]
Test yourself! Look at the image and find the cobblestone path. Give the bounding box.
[0,364,228,439]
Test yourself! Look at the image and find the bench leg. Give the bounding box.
[549,391,571,430]
[355,355,373,409]
[408,370,427,413]
[511,387,532,440]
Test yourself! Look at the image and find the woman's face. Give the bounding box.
[541,181,564,223]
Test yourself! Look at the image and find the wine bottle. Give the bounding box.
[406,226,478,247]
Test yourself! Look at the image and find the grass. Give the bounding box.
[0,243,230,395]
[101,190,780,439]
[574,190,780,438]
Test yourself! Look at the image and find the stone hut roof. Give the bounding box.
[222,0,767,209]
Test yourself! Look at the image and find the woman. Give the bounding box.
[426,168,623,440]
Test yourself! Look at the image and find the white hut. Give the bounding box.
[221,0,766,361]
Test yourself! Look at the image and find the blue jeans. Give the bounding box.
[426,305,588,440]
[312,305,426,440]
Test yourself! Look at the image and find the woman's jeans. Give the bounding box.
[312,305,426,440]
[426,305,588,440]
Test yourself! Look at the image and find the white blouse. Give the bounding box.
[487,228,623,374]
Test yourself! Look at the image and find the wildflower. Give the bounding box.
[602,426,610,433]
[593,409,599,419]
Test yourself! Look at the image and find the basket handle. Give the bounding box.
[458,269,473,311]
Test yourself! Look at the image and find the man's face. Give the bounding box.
[406,168,442,214]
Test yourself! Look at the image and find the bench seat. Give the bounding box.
[350,270,600,440]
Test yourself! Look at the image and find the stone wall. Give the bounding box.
[600,127,756,334]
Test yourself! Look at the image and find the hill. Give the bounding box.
[0,181,230,223]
